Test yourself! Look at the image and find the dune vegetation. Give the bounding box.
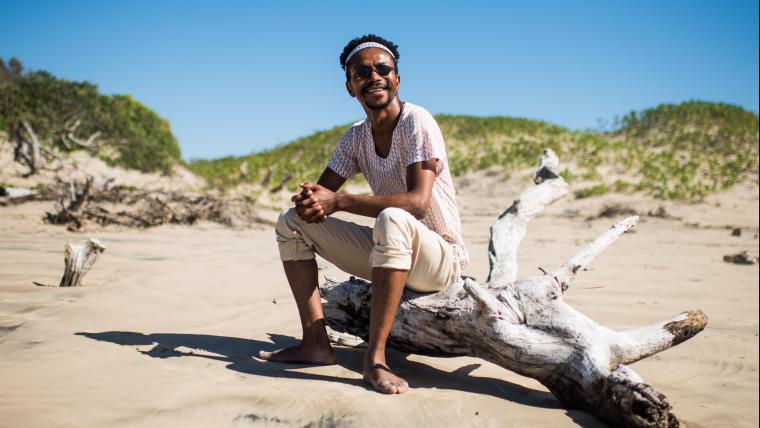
[190,101,758,201]
[2,58,756,201]
[0,58,180,174]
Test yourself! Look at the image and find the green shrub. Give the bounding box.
[0,58,180,174]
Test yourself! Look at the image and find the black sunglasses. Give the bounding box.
[351,64,394,79]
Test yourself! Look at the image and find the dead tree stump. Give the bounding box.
[319,149,707,428]
[58,238,106,287]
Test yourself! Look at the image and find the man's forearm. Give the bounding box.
[336,192,428,219]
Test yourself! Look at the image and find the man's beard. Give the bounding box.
[365,90,396,110]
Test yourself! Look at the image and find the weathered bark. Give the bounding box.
[320,149,707,428]
[487,149,568,284]
[58,238,106,287]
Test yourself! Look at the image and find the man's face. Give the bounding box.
[345,48,400,111]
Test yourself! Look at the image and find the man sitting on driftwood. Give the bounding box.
[258,34,469,394]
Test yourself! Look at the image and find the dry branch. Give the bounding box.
[40,177,267,231]
[487,149,568,284]
[319,149,707,428]
[62,119,103,152]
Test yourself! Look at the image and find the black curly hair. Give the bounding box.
[339,34,400,80]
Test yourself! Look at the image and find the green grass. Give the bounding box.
[189,101,759,202]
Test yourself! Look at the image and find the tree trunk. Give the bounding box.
[319,149,706,428]
[12,120,42,176]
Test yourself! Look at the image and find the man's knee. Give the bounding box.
[276,208,301,231]
[373,208,415,244]
[371,208,415,270]
[276,208,304,241]
[276,208,316,261]
[375,207,414,231]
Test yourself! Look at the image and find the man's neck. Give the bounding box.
[365,98,402,134]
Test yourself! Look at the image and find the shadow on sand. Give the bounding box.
[76,331,603,427]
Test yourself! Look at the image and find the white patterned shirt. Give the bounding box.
[327,102,469,270]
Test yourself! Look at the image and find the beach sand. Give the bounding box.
[1,174,758,427]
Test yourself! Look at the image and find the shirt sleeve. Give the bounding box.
[406,109,445,176]
[327,127,360,179]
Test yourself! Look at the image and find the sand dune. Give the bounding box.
[1,173,758,427]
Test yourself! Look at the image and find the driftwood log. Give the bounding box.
[320,149,707,428]
[58,238,106,287]
[9,119,101,176]
[12,120,42,176]
[41,177,266,230]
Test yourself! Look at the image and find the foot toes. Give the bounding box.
[377,380,395,394]
[372,379,408,394]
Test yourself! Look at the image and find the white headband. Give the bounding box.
[345,42,396,66]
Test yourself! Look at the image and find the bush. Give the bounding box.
[0,58,181,174]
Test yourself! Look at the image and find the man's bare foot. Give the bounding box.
[258,343,336,365]
[363,363,409,394]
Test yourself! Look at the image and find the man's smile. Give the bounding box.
[364,84,388,95]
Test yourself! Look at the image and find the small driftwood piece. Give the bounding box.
[58,238,106,287]
[320,149,707,428]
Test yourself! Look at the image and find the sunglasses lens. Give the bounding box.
[354,66,372,79]
[376,65,392,76]
[353,64,394,79]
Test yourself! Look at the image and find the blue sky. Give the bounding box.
[1,0,758,160]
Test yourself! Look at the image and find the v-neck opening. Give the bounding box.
[368,102,406,160]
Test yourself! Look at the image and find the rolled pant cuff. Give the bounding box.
[370,248,412,271]
[277,241,316,261]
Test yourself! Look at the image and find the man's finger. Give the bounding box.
[303,204,323,217]
[295,206,309,219]
[304,205,325,221]
[299,197,317,207]
[293,189,310,203]
[304,209,323,223]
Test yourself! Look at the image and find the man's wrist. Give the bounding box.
[335,192,347,212]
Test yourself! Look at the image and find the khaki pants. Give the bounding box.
[276,207,460,292]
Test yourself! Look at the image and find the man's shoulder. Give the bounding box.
[339,119,368,145]
[401,102,437,128]
[350,118,368,128]
[344,118,368,136]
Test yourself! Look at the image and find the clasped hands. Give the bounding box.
[292,182,338,223]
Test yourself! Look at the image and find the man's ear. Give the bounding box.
[345,80,355,98]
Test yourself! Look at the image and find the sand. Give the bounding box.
[1,173,758,427]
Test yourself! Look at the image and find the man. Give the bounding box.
[259,34,469,395]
